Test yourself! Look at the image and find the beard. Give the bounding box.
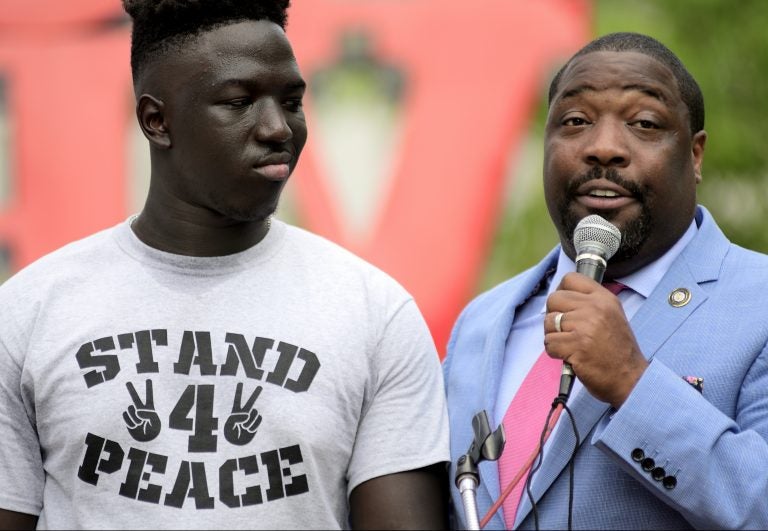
[556,166,653,262]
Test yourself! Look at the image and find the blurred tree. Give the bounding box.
[480,0,768,293]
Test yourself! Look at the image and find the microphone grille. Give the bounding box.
[573,215,622,260]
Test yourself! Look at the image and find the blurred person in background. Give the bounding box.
[0,1,448,529]
[445,32,768,529]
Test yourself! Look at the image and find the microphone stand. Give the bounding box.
[454,411,505,530]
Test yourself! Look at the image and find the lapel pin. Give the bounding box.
[668,288,691,307]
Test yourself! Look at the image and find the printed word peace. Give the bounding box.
[78,432,309,509]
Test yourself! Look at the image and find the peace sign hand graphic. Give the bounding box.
[123,380,162,442]
[224,383,263,446]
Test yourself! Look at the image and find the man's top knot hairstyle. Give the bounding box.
[123,0,291,81]
[548,32,704,134]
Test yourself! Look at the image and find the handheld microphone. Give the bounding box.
[558,214,622,399]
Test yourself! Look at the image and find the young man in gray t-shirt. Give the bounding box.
[0,1,449,529]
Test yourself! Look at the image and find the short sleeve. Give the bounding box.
[0,301,44,515]
[346,299,449,494]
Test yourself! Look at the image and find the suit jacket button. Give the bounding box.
[631,448,645,462]
[641,457,655,471]
[663,475,677,489]
[651,467,666,481]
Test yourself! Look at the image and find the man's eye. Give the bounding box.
[633,119,658,129]
[226,99,251,108]
[563,117,588,126]
[283,98,303,112]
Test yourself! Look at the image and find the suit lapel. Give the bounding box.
[469,253,559,527]
[631,264,708,360]
[474,296,517,512]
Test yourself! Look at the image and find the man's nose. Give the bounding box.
[584,119,629,168]
[255,99,293,143]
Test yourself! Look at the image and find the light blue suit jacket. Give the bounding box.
[444,207,768,529]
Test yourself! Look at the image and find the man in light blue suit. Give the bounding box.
[444,32,768,530]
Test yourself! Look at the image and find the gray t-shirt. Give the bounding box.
[0,218,449,529]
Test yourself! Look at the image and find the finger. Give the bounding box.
[559,271,603,292]
[546,290,592,314]
[136,409,156,423]
[244,410,259,430]
[555,311,565,333]
[143,379,154,408]
[125,381,142,407]
[545,311,566,334]
[126,405,141,425]
[241,386,262,411]
[547,329,572,350]
[123,410,138,429]
[232,382,244,410]
[541,336,569,363]
[246,412,262,432]
[229,413,247,424]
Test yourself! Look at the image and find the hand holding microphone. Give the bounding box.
[557,215,620,399]
[547,215,648,407]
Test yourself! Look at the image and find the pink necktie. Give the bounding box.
[603,281,627,296]
[497,349,561,528]
[497,281,626,528]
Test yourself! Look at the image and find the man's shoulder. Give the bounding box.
[444,248,557,361]
[0,224,119,295]
[691,207,768,279]
[727,242,768,268]
[280,221,408,286]
[281,221,365,258]
[461,248,558,317]
[721,244,768,292]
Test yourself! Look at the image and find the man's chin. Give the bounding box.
[609,212,650,262]
[558,204,649,261]
[230,210,276,223]
[215,200,279,224]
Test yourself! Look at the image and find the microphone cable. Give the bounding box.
[478,394,581,530]
[479,399,563,528]
[525,395,580,531]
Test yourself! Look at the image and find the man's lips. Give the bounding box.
[253,163,290,181]
[574,180,636,209]
[253,152,292,181]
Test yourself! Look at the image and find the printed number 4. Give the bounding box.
[167,383,263,452]
[169,384,219,452]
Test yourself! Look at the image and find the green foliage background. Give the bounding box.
[479,0,768,293]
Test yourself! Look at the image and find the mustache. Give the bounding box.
[565,166,644,200]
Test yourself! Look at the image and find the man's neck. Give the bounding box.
[132,203,271,257]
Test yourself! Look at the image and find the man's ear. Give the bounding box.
[692,129,707,184]
[137,94,171,149]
